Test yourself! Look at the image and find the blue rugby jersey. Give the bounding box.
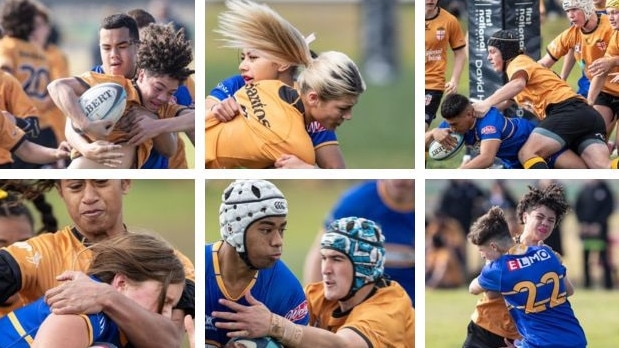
[205,241,309,347]
[478,245,587,348]
[0,277,125,347]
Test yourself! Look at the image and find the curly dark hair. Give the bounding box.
[0,180,58,233]
[137,23,194,83]
[516,183,569,225]
[0,0,41,40]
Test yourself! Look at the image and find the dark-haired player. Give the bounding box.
[426,93,584,169]
[473,29,616,169]
[205,180,308,347]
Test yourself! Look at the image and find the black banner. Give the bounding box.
[467,0,504,101]
[503,0,541,60]
[467,0,540,101]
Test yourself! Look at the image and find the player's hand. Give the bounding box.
[82,140,124,168]
[81,119,115,139]
[500,338,516,348]
[45,271,112,315]
[126,110,163,145]
[184,315,195,348]
[472,101,490,118]
[211,97,240,122]
[589,57,612,77]
[433,128,458,150]
[275,154,315,169]
[610,72,619,83]
[212,291,271,338]
[54,141,72,160]
[444,81,457,95]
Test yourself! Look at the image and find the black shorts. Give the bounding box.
[534,98,606,154]
[425,89,444,126]
[595,91,619,122]
[462,321,514,348]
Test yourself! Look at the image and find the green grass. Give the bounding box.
[426,288,619,346]
[205,3,414,168]
[205,179,367,280]
[426,15,579,169]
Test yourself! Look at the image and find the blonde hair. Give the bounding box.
[297,51,366,101]
[215,0,312,67]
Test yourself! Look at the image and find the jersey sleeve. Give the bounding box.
[307,121,338,148]
[208,75,245,101]
[477,109,502,142]
[477,262,502,292]
[277,266,309,325]
[546,28,574,61]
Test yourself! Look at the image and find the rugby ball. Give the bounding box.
[78,82,127,124]
[428,132,465,161]
[227,337,284,348]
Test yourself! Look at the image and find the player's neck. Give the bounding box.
[337,283,374,312]
[219,242,258,286]
[425,6,439,19]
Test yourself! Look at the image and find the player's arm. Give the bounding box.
[214,292,370,348]
[314,144,345,169]
[64,122,123,167]
[460,139,500,169]
[473,71,527,116]
[32,314,90,348]
[127,108,195,144]
[446,47,466,95]
[44,271,183,348]
[538,52,558,69]
[559,49,575,80]
[469,276,484,295]
[48,77,115,138]
[13,139,70,165]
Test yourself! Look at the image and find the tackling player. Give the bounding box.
[463,183,572,347]
[473,29,616,169]
[212,217,414,348]
[206,0,365,169]
[468,206,586,348]
[0,233,185,347]
[0,180,195,348]
[426,93,585,169]
[303,179,415,304]
[49,22,194,169]
[205,180,309,347]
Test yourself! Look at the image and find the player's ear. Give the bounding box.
[277,63,291,72]
[111,273,128,291]
[307,91,319,106]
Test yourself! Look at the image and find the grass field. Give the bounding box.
[205,179,368,280]
[205,2,414,169]
[426,14,583,169]
[426,288,619,347]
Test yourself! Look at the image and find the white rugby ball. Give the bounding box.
[78,82,127,124]
[428,132,465,161]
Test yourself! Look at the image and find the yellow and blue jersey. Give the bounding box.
[92,65,193,169]
[323,180,415,304]
[208,75,338,149]
[478,245,587,348]
[0,277,126,348]
[205,241,308,347]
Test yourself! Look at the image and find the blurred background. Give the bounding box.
[425,179,619,346]
[205,0,414,169]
